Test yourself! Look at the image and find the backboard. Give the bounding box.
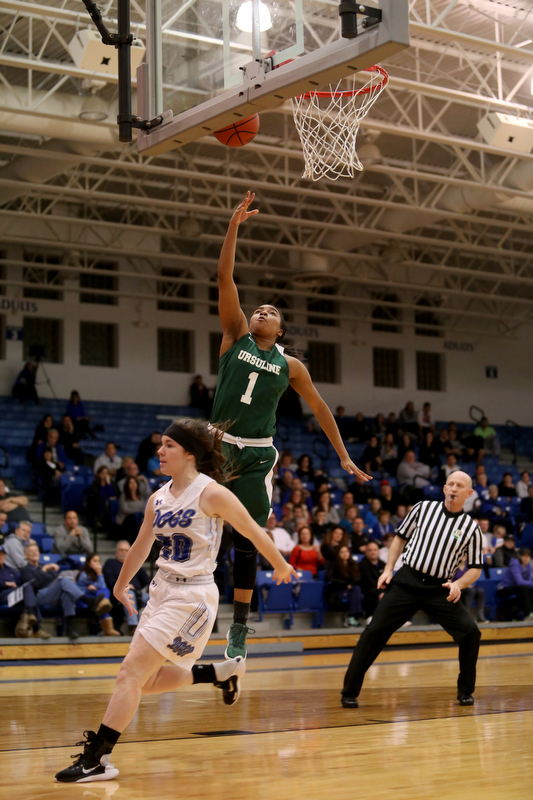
[136,0,409,156]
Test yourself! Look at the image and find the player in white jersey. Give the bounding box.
[55,419,297,784]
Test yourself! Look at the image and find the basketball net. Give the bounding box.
[291,65,389,182]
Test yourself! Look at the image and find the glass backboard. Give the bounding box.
[137,0,409,154]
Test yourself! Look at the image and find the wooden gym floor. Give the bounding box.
[1,642,532,800]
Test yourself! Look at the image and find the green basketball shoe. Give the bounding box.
[225,623,255,659]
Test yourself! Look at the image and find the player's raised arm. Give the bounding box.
[287,356,372,481]
[218,191,258,353]
[200,482,298,585]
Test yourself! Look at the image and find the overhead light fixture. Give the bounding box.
[236,1,272,33]
[78,94,108,121]
[357,140,382,164]
[179,215,202,238]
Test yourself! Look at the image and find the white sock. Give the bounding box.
[213,656,243,682]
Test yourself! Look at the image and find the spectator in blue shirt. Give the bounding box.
[0,545,50,638]
[77,553,120,636]
[497,548,533,621]
[364,497,382,530]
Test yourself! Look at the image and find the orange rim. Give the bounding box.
[297,65,389,100]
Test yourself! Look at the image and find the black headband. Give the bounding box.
[163,423,207,461]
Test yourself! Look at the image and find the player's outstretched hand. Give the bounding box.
[231,191,259,227]
[442,580,461,603]
[273,563,299,585]
[340,458,373,481]
[114,586,136,616]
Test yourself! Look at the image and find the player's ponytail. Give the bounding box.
[167,418,231,483]
[274,307,304,360]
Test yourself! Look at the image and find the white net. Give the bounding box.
[291,66,389,182]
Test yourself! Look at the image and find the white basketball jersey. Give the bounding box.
[153,473,224,578]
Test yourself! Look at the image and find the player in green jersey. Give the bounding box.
[212,191,372,659]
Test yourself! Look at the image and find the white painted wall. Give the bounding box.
[2,255,532,425]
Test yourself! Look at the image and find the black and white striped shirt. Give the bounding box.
[396,501,483,580]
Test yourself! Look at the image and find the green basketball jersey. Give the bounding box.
[211,332,290,438]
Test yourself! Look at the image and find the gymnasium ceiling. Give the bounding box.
[1,0,533,338]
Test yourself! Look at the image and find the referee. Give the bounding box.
[341,471,483,708]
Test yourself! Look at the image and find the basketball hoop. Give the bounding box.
[291,65,389,182]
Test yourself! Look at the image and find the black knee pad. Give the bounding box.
[233,546,258,590]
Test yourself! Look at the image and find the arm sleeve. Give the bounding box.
[396,502,422,540]
[77,571,90,588]
[509,560,533,587]
[467,527,484,568]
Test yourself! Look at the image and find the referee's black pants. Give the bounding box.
[342,565,481,699]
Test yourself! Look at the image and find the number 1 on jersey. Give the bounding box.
[240,371,259,405]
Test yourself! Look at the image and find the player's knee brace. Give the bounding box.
[233,547,258,590]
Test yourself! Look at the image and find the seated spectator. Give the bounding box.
[93,442,122,477]
[379,480,400,514]
[312,491,340,526]
[350,412,370,443]
[103,540,150,634]
[474,473,490,502]
[115,477,148,542]
[349,474,375,504]
[440,454,460,484]
[289,526,325,577]
[364,497,382,530]
[454,557,486,623]
[359,541,386,620]
[335,406,352,440]
[325,545,363,627]
[474,416,500,456]
[3,521,32,569]
[398,401,418,440]
[0,544,50,638]
[283,488,311,524]
[66,390,94,440]
[58,415,84,466]
[371,413,386,443]
[136,431,162,473]
[374,509,394,541]
[379,532,404,569]
[462,484,480,515]
[385,411,400,440]
[496,548,533,621]
[397,433,414,463]
[189,374,212,415]
[350,517,371,554]
[296,454,316,486]
[516,471,531,500]
[20,544,112,640]
[340,506,358,534]
[520,485,533,523]
[480,485,510,528]
[436,428,462,459]
[77,553,120,636]
[263,513,294,558]
[311,509,329,542]
[85,466,118,535]
[35,447,64,501]
[396,450,431,501]
[117,461,152,498]
[380,433,398,475]
[282,507,308,538]
[12,361,39,404]
[362,435,382,475]
[493,532,519,568]
[391,503,408,529]
[336,491,355,520]
[27,413,54,462]
[418,402,435,437]
[476,518,495,563]
[321,525,350,562]
[498,473,517,498]
[0,479,30,523]
[419,431,441,472]
[278,451,297,479]
[53,510,92,557]
[147,442,167,479]
[0,509,8,534]
[36,428,67,470]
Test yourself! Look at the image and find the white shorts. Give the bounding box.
[130,571,219,671]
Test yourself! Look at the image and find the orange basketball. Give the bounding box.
[214,114,260,147]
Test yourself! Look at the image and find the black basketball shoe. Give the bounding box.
[54,731,119,783]
[214,656,246,706]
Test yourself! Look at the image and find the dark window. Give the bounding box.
[415,298,443,337]
[0,255,5,296]
[416,351,444,391]
[157,328,193,372]
[373,347,402,388]
[23,317,63,363]
[0,314,5,359]
[79,262,118,305]
[80,321,117,367]
[208,273,241,315]
[23,254,63,300]
[157,268,193,312]
[307,342,339,383]
[307,287,338,327]
[372,294,401,333]
[209,332,223,375]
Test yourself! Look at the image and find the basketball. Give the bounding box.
[214,114,260,147]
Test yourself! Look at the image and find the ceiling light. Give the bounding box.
[236,1,272,33]
[179,215,202,238]
[357,141,382,164]
[78,94,108,121]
